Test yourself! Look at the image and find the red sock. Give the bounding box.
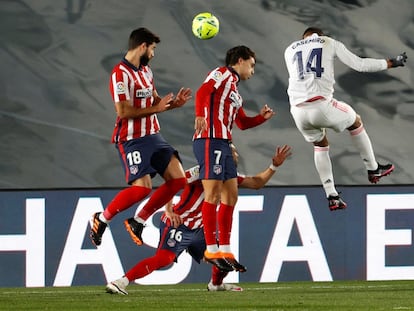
[211,265,228,285]
[217,203,235,245]
[103,186,151,220]
[125,249,175,281]
[202,201,218,246]
[137,177,186,221]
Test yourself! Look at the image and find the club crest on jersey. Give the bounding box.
[116,82,126,94]
[135,88,152,98]
[167,238,176,247]
[130,165,139,175]
[229,91,242,108]
[213,164,222,175]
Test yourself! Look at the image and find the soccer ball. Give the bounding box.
[192,12,219,40]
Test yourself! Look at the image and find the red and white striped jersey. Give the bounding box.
[193,66,242,140]
[171,179,205,229]
[109,58,160,143]
[162,165,245,230]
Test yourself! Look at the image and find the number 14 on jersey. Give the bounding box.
[293,48,325,80]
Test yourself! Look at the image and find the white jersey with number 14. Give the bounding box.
[284,33,388,106]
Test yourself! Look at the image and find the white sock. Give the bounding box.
[119,276,129,287]
[349,125,378,170]
[206,245,219,253]
[314,146,337,197]
[133,216,146,224]
[99,213,109,224]
[218,245,231,253]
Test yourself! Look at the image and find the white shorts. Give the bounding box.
[290,97,356,143]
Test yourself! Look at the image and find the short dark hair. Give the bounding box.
[225,45,256,66]
[128,27,160,50]
[302,27,324,38]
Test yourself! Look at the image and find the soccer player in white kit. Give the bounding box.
[284,27,407,211]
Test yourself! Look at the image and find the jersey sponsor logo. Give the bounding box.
[229,91,242,108]
[135,88,152,98]
[130,165,139,175]
[213,164,222,175]
[116,82,126,94]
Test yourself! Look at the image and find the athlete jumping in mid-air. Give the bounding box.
[90,27,192,247]
[284,27,407,211]
[106,144,292,295]
[193,45,276,272]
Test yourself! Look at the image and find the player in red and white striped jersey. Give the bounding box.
[193,46,275,271]
[90,27,192,247]
[106,144,292,295]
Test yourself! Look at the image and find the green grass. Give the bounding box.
[0,280,413,311]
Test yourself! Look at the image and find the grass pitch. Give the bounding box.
[0,280,413,311]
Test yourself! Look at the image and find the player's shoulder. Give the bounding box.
[284,37,310,55]
[113,60,134,76]
[207,66,227,82]
[320,35,335,44]
[212,66,228,75]
[284,39,299,52]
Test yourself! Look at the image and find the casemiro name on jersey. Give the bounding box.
[291,37,325,50]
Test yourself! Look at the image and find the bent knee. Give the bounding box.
[347,114,362,130]
[313,135,329,147]
[157,250,176,267]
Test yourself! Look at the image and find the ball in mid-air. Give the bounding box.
[192,12,219,40]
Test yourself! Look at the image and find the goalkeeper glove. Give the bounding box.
[389,52,407,67]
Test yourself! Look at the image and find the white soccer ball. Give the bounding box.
[192,12,220,40]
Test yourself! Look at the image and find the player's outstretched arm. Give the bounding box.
[235,105,275,130]
[239,145,292,190]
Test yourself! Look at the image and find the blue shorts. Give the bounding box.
[193,138,237,180]
[158,221,206,263]
[116,133,180,184]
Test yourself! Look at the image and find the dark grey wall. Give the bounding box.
[1,0,413,188]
